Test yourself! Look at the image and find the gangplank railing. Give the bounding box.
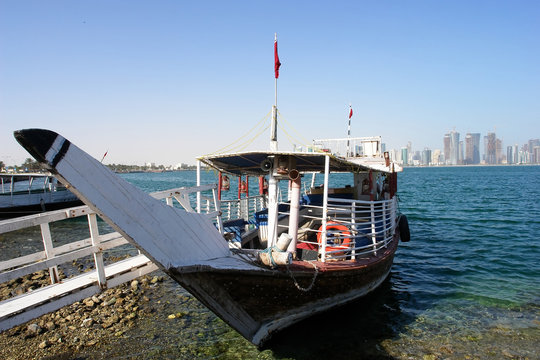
[0,184,217,332]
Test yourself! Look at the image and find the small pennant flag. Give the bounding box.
[349,106,353,119]
[101,150,108,163]
[274,37,281,79]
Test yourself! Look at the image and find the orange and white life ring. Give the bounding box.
[317,222,351,256]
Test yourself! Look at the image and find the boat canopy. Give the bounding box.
[198,151,394,176]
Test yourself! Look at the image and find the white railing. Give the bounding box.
[220,195,266,222]
[0,174,65,195]
[312,136,382,158]
[277,196,397,262]
[0,184,219,331]
[0,205,158,331]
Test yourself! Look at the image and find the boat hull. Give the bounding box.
[0,197,82,219]
[169,233,398,347]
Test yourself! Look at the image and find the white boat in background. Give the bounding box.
[0,173,81,219]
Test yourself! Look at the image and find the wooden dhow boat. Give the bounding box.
[12,34,408,348]
[14,126,409,347]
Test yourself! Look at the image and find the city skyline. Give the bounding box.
[392,129,539,166]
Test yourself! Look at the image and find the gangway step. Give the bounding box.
[0,254,158,332]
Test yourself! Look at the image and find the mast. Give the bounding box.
[270,33,280,151]
[268,34,281,247]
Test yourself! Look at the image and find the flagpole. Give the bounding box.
[270,33,280,151]
[275,33,278,108]
[347,104,352,157]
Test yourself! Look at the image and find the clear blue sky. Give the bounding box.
[1,0,539,166]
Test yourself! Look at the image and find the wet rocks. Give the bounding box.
[26,323,42,337]
[0,272,165,360]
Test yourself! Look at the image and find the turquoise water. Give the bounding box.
[3,167,538,358]
[111,166,539,359]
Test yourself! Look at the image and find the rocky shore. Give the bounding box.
[0,270,168,360]
[1,268,537,359]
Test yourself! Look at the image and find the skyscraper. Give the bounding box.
[484,132,497,164]
[465,133,480,164]
[449,131,459,165]
[401,147,408,166]
[443,134,451,165]
[421,148,432,166]
[507,146,513,164]
[496,138,503,164]
[529,139,540,163]
[432,149,442,165]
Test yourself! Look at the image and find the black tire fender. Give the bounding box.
[398,214,410,242]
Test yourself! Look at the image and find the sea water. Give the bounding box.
[108,166,540,359]
[4,166,540,358]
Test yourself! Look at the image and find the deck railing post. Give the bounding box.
[40,223,59,284]
[319,155,330,262]
[88,213,107,289]
[370,202,377,255]
[212,187,224,234]
[382,201,387,247]
[392,197,397,230]
[196,161,201,213]
[351,202,356,260]
[242,198,249,221]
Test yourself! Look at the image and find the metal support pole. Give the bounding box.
[267,170,278,248]
[287,173,301,253]
[196,160,201,213]
[320,155,330,262]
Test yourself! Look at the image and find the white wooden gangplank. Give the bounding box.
[0,181,218,332]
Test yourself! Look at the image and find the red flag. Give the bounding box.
[274,39,281,79]
[101,151,108,163]
[349,107,353,119]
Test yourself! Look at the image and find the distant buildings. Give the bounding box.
[390,129,538,167]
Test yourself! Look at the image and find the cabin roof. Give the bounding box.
[197,151,386,176]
